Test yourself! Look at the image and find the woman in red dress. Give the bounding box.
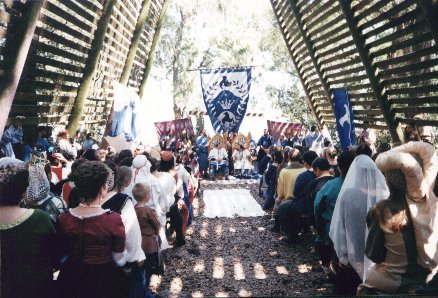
[58,161,127,298]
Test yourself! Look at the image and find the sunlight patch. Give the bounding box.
[213,257,225,279]
[203,189,265,218]
[253,263,267,279]
[276,265,290,275]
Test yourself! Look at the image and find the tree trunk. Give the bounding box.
[138,0,170,99]
[66,0,117,134]
[120,0,152,86]
[0,0,46,136]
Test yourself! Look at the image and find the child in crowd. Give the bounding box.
[132,182,161,297]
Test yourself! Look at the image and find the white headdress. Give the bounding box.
[330,155,389,281]
[375,141,438,269]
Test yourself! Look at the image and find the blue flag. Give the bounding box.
[333,88,356,151]
[200,68,252,133]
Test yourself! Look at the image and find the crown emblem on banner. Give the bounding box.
[219,99,233,110]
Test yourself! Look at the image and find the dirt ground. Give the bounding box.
[150,180,333,297]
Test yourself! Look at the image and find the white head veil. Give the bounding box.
[130,155,169,216]
[329,155,389,281]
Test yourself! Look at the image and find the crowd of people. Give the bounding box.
[1,117,438,297]
[254,128,438,295]
[0,125,200,298]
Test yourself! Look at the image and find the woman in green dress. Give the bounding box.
[0,163,56,298]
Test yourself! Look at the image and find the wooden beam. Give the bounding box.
[138,0,170,99]
[66,0,117,133]
[288,0,334,111]
[120,0,152,86]
[270,0,322,128]
[338,0,403,143]
[417,0,438,46]
[0,0,46,136]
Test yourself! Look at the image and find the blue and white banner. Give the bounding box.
[333,88,356,151]
[200,68,252,133]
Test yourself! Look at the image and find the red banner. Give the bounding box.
[154,118,195,140]
[267,120,302,141]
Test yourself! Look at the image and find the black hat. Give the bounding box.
[312,157,330,171]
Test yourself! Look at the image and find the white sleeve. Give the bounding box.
[120,199,146,262]
[112,250,128,266]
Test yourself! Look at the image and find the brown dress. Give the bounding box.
[135,205,160,254]
[58,210,126,298]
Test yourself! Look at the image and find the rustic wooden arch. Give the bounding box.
[1,0,438,144]
[271,0,438,143]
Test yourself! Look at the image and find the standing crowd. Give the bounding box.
[1,125,199,298]
[1,118,438,297]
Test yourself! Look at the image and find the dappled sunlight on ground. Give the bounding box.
[253,263,267,279]
[150,181,331,297]
[276,265,290,275]
[233,259,246,280]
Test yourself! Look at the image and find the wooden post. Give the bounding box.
[0,0,46,136]
[119,0,152,86]
[288,0,334,111]
[66,0,117,133]
[338,0,403,143]
[138,0,170,99]
[270,0,322,129]
[417,0,438,46]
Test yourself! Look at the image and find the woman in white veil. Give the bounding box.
[131,155,170,250]
[329,155,389,284]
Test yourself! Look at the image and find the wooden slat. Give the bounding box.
[45,2,94,33]
[380,58,438,77]
[372,32,432,58]
[394,107,438,114]
[34,27,91,53]
[397,118,438,126]
[359,0,415,31]
[384,71,438,86]
[386,85,438,96]
[375,45,437,69]
[41,14,93,44]
[366,21,426,49]
[391,96,438,104]
[363,8,421,40]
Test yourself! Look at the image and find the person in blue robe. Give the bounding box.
[196,130,209,178]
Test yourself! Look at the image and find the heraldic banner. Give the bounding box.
[154,118,195,140]
[200,67,252,133]
[267,120,302,141]
[333,88,356,151]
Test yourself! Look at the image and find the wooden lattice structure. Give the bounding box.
[0,0,167,132]
[271,0,438,142]
[1,0,438,143]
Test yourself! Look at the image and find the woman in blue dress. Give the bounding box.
[196,130,209,178]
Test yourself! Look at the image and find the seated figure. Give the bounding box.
[232,145,252,178]
[209,142,229,180]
